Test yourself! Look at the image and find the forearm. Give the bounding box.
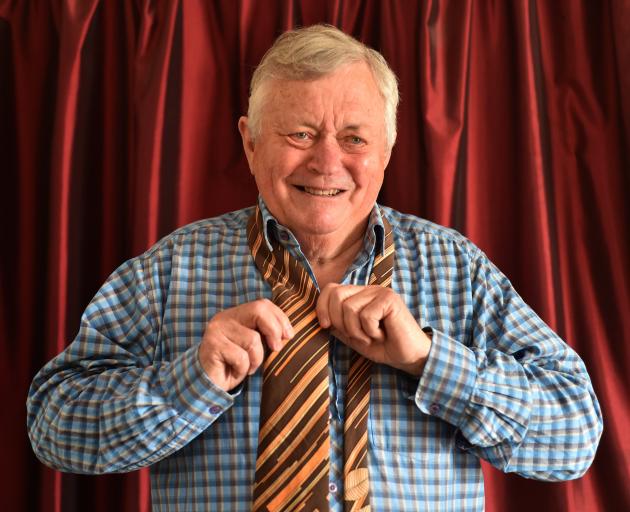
[415,328,603,480]
[27,344,233,474]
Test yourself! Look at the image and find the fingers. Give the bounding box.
[318,284,431,377]
[316,283,340,328]
[219,320,265,375]
[323,284,358,336]
[317,284,388,344]
[199,299,294,391]
[357,289,395,341]
[234,298,293,351]
[212,332,253,380]
[198,320,260,391]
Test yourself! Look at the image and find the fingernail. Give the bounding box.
[283,323,294,339]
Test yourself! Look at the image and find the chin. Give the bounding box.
[289,217,341,236]
[296,222,338,236]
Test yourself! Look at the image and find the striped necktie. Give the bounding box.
[248,206,395,512]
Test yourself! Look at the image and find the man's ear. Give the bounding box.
[238,116,255,174]
[382,144,393,171]
[384,147,392,170]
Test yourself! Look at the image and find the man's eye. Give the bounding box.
[348,136,364,145]
[292,132,309,140]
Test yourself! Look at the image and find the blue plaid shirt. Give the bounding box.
[27,200,602,511]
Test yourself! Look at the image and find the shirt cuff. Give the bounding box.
[165,344,235,429]
[414,327,477,428]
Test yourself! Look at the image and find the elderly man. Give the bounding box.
[28,25,602,511]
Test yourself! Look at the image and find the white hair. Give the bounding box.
[247,24,400,149]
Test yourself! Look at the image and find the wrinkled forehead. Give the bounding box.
[258,65,386,130]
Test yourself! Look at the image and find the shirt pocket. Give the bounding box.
[367,368,457,462]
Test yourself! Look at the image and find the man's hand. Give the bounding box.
[316,284,431,377]
[198,299,293,391]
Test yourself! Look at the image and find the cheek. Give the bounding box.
[252,153,295,201]
[252,152,277,185]
[351,156,385,188]
[253,148,296,181]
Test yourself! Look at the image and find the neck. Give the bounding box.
[295,222,368,288]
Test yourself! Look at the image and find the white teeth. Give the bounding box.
[303,187,341,196]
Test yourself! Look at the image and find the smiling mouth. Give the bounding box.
[297,186,343,196]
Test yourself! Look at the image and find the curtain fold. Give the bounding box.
[2,1,628,510]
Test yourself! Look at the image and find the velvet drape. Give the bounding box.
[1,1,628,511]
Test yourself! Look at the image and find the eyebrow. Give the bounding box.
[296,122,365,132]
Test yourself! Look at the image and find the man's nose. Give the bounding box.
[307,136,344,175]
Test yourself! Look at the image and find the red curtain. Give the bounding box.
[2,1,628,511]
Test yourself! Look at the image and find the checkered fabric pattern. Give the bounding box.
[27,198,602,511]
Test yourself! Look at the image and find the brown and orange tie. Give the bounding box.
[248,206,395,512]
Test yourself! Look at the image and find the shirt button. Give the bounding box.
[329,482,338,493]
[209,405,222,415]
[456,438,471,450]
[429,403,441,414]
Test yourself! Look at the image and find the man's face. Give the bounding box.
[239,62,391,246]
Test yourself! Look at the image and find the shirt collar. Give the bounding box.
[256,196,386,256]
